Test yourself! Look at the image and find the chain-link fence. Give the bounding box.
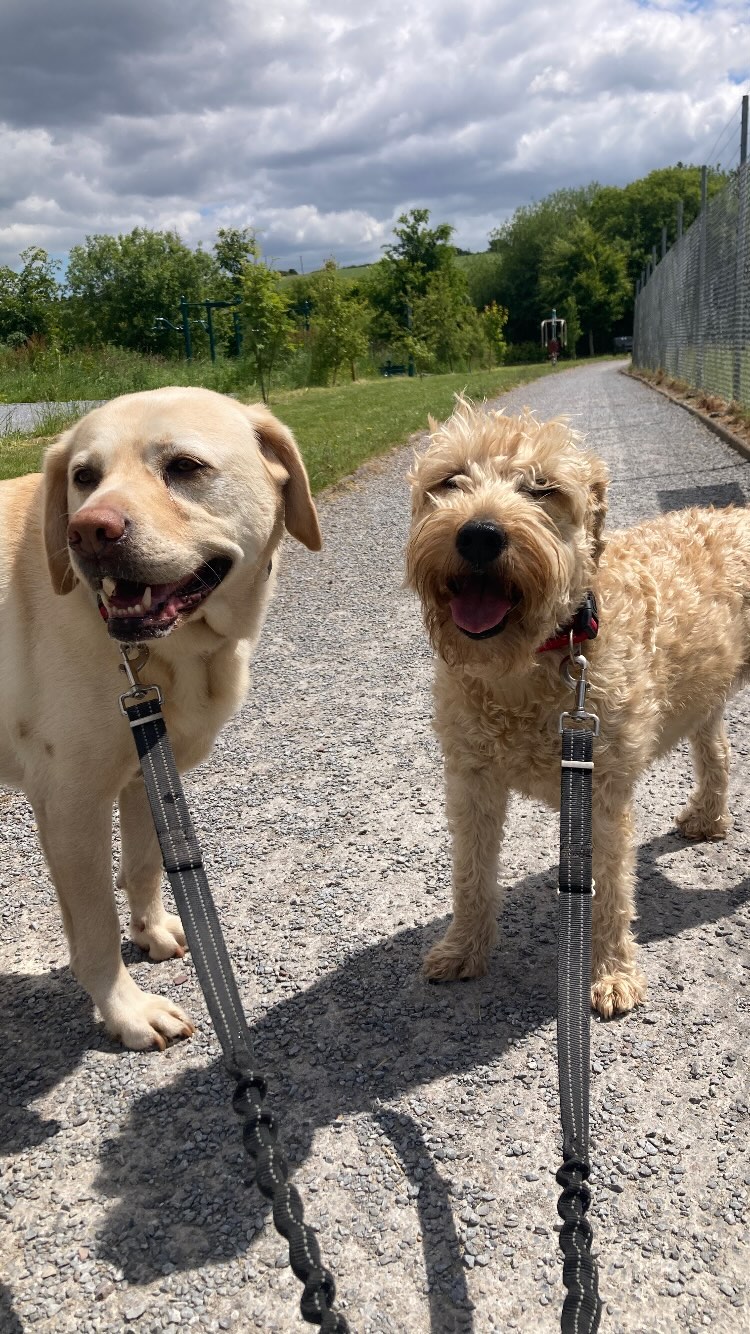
[633,156,750,410]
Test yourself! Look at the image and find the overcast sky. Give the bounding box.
[1,0,748,274]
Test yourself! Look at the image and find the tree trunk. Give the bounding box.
[588,329,595,357]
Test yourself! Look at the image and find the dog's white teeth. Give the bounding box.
[132,603,143,615]
[102,576,116,596]
[142,586,152,610]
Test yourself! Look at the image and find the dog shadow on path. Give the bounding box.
[0,939,172,1159]
[0,965,92,1156]
[88,834,750,1333]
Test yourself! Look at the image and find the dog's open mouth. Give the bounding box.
[448,574,520,639]
[96,557,233,640]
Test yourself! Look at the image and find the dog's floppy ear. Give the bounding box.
[43,431,77,595]
[245,404,322,552]
[586,454,609,562]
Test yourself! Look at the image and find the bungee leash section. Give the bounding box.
[557,639,602,1333]
[118,644,349,1334]
[117,638,602,1332]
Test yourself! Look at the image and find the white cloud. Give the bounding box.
[0,0,747,269]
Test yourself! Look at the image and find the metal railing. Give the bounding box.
[633,97,750,409]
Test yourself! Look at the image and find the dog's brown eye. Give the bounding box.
[167,457,205,477]
[522,479,558,499]
[72,465,99,488]
[440,476,461,490]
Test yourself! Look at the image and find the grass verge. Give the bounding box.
[251,363,575,492]
[0,361,578,488]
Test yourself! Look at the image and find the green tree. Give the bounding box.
[240,258,295,402]
[382,208,456,293]
[489,187,595,343]
[211,226,259,355]
[480,302,509,365]
[589,165,728,287]
[540,220,631,356]
[214,226,258,282]
[560,295,582,358]
[463,251,504,311]
[308,259,371,385]
[0,246,60,344]
[381,266,484,374]
[366,208,460,346]
[65,228,218,353]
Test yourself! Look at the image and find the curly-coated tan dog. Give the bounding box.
[407,397,749,1017]
[0,387,321,1050]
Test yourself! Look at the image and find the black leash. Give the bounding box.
[116,635,602,1333]
[556,643,602,1332]
[117,646,349,1333]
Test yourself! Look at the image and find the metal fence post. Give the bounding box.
[733,96,749,404]
[696,167,708,390]
[633,280,641,364]
[180,295,193,362]
[634,98,750,412]
[206,303,216,363]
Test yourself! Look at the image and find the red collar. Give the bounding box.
[537,592,598,654]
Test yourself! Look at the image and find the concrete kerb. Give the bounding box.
[625,366,750,464]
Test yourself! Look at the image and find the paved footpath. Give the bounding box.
[1,362,748,1333]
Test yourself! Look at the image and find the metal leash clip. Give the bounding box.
[559,630,600,735]
[118,643,163,716]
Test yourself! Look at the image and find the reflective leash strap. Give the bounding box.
[556,638,602,1333]
[557,724,601,1333]
[119,653,349,1334]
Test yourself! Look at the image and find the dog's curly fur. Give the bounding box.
[407,398,750,1016]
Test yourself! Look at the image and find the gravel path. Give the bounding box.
[0,402,103,434]
[1,361,748,1334]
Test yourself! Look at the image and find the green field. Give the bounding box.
[278,251,492,290]
[0,361,576,488]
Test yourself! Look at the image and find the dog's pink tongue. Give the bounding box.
[450,588,512,634]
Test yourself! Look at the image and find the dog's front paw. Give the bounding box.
[423,930,491,981]
[131,913,187,961]
[675,806,730,841]
[591,968,646,1019]
[103,986,195,1051]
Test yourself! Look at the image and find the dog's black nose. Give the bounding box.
[456,520,507,567]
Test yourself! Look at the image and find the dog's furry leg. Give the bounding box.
[424,761,508,981]
[118,778,188,960]
[590,791,646,1018]
[33,790,193,1050]
[675,707,731,840]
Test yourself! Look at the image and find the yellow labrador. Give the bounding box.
[0,386,321,1049]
